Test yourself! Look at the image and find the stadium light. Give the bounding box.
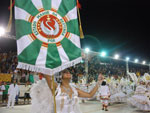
[85,48,90,53]
[114,54,120,59]
[0,27,5,36]
[100,51,107,57]
[126,57,130,61]
[142,61,146,65]
[134,59,139,63]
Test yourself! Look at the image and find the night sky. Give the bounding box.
[0,0,150,62]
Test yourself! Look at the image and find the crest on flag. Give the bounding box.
[15,0,82,75]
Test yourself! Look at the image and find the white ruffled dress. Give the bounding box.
[30,80,82,113]
[127,85,150,111]
[110,86,127,103]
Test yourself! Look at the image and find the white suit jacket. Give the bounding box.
[8,84,19,96]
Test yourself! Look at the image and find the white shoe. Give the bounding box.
[6,106,10,109]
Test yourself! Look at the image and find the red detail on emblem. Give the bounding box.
[51,8,57,12]
[65,32,70,38]
[28,16,34,23]
[56,42,61,47]
[30,33,37,40]
[63,16,68,22]
[37,15,63,39]
[39,8,45,12]
[43,18,55,31]
[42,42,48,48]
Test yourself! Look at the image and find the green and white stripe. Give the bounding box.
[15,7,32,21]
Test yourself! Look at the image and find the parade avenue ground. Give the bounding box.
[0,101,148,113]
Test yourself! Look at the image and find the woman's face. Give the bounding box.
[140,81,143,85]
[62,71,72,79]
[142,82,146,85]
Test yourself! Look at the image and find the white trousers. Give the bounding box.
[7,94,16,108]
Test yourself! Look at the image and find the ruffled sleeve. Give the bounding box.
[30,79,54,113]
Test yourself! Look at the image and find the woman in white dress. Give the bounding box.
[127,81,150,111]
[30,69,104,113]
[146,82,150,91]
[110,83,126,103]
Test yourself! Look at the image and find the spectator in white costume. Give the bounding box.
[0,82,5,104]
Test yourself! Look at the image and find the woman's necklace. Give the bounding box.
[63,86,71,94]
[62,86,73,104]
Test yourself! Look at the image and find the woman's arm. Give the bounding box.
[44,75,57,93]
[77,73,104,98]
[77,82,101,98]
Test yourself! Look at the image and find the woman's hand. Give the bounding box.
[44,74,57,94]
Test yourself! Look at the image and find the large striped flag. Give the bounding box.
[15,0,82,75]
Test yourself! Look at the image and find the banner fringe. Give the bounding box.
[17,57,82,75]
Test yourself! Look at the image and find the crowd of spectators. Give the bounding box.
[0,52,17,74]
[0,51,149,83]
[71,54,149,82]
[88,55,149,77]
[0,52,35,84]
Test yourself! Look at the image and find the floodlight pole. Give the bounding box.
[85,52,89,83]
[149,64,150,73]
[126,60,129,78]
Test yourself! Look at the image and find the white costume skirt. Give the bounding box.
[110,92,127,103]
[127,95,150,111]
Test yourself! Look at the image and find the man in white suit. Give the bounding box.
[7,80,19,108]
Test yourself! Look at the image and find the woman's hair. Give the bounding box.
[60,69,70,79]
[56,69,70,83]
[101,81,106,86]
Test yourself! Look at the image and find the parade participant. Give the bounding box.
[24,81,31,104]
[127,80,150,111]
[146,82,150,91]
[99,81,110,111]
[0,82,5,104]
[15,82,20,105]
[30,69,104,113]
[110,83,126,103]
[2,82,9,104]
[7,80,19,108]
[122,84,133,97]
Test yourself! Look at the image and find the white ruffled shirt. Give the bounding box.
[99,85,110,96]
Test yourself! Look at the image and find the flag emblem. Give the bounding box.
[31,10,67,44]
